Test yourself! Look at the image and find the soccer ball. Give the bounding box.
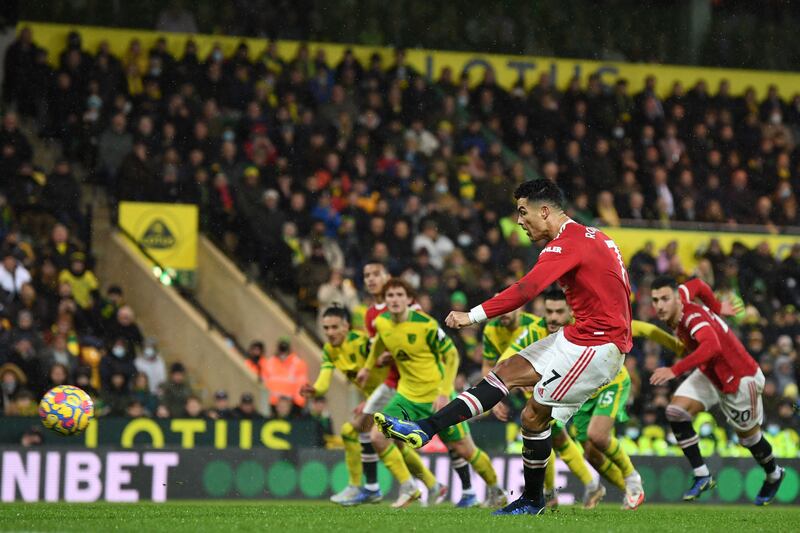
[39,385,95,436]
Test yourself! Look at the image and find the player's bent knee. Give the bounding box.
[493,355,538,389]
[587,426,610,450]
[521,403,550,432]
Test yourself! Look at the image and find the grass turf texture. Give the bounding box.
[1,501,798,532]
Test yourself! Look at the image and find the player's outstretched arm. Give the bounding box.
[679,278,723,314]
[465,250,579,326]
[670,326,722,377]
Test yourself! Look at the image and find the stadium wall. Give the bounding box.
[1,447,797,504]
[19,22,800,98]
[95,231,266,408]
[195,236,353,422]
[603,227,799,272]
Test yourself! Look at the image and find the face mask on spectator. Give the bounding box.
[613,126,625,139]
[699,423,713,437]
[2,381,16,395]
[435,182,448,194]
[144,347,156,358]
[767,424,781,436]
[770,112,782,125]
[457,233,473,248]
[625,427,640,440]
[212,50,223,62]
[222,130,235,142]
[112,346,126,358]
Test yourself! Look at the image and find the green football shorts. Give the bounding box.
[383,392,470,443]
[572,374,631,443]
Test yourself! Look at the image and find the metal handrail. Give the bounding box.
[113,222,249,358]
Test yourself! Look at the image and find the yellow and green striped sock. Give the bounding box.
[469,448,498,486]
[341,422,362,486]
[555,435,594,486]
[379,443,412,484]
[606,436,635,478]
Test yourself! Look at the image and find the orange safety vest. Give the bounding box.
[261,353,308,407]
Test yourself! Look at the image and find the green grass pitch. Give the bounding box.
[1,501,798,532]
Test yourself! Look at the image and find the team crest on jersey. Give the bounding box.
[407,334,417,343]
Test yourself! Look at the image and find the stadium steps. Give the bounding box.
[91,221,267,410]
[195,236,355,423]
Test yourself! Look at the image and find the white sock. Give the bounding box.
[768,467,783,482]
[462,488,475,496]
[625,471,641,485]
[365,482,379,491]
[693,465,710,477]
[587,476,600,491]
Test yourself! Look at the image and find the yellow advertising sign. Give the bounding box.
[20,21,800,98]
[604,227,799,272]
[118,202,198,270]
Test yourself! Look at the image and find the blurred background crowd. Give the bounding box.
[0,19,797,454]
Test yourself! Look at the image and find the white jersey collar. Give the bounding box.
[556,218,576,238]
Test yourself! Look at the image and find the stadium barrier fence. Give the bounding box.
[1,447,797,504]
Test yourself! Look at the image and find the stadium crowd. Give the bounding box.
[0,27,798,446]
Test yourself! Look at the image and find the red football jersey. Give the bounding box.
[477,220,633,352]
[673,280,758,393]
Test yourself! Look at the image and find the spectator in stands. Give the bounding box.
[131,372,158,415]
[96,113,133,192]
[58,252,98,310]
[134,337,166,394]
[126,399,146,418]
[208,390,234,419]
[20,426,43,447]
[7,339,45,396]
[100,337,137,388]
[272,395,296,421]
[0,363,26,415]
[184,396,205,418]
[40,224,80,272]
[307,395,334,443]
[243,340,265,377]
[100,371,130,417]
[44,363,70,391]
[413,220,455,271]
[0,248,31,301]
[98,285,125,330]
[160,362,193,417]
[233,392,262,419]
[261,337,307,414]
[316,270,359,328]
[106,305,144,350]
[297,243,331,310]
[43,159,81,226]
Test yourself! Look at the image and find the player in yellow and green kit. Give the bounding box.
[362,278,507,508]
[302,306,440,508]
[493,290,606,510]
[574,318,683,510]
[481,307,546,376]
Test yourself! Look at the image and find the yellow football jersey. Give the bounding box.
[313,330,388,397]
[365,310,455,403]
[482,312,545,364]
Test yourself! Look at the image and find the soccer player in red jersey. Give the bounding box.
[375,179,633,516]
[650,276,784,505]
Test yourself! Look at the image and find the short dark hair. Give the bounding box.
[651,275,678,290]
[514,179,565,209]
[542,288,567,302]
[322,306,350,322]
